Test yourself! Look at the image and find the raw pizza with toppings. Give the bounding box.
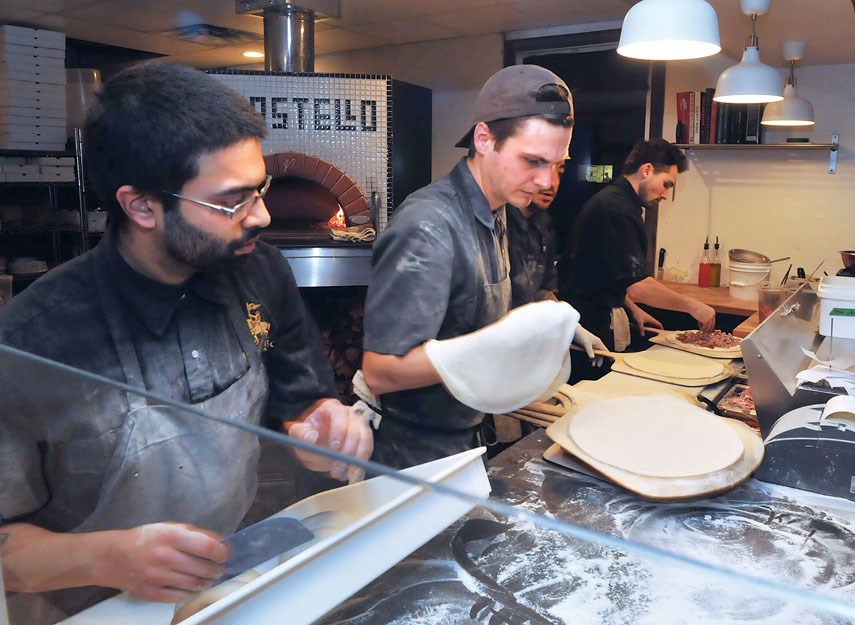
[675,329,741,349]
[658,329,743,358]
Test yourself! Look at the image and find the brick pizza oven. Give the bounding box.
[209,70,430,287]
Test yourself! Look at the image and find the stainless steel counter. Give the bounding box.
[317,430,855,624]
[279,246,372,287]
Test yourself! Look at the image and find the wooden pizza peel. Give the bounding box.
[544,398,764,501]
[575,344,736,387]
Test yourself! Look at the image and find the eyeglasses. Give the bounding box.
[162,174,273,219]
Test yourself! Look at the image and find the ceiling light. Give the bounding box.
[714,0,783,104]
[243,50,264,58]
[761,41,815,126]
[617,0,720,60]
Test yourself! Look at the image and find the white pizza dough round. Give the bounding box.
[568,396,744,478]
[623,351,724,379]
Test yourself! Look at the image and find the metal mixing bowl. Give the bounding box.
[840,251,855,268]
[729,248,771,264]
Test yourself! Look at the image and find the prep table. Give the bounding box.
[316,429,855,625]
[313,338,855,625]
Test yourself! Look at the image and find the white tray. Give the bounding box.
[61,447,491,625]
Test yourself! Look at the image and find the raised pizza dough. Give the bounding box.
[623,351,724,379]
[568,396,744,478]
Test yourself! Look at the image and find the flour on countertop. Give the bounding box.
[320,436,854,625]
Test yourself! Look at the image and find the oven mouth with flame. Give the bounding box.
[262,151,371,233]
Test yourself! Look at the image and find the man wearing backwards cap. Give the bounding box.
[359,64,605,468]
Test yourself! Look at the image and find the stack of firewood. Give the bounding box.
[302,287,367,405]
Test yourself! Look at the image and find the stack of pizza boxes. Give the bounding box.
[0,25,67,151]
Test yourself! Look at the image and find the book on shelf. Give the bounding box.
[744,103,763,144]
[677,89,764,145]
[715,101,729,144]
[714,102,765,144]
[692,91,700,146]
[676,91,691,144]
[676,97,765,145]
[708,98,719,145]
[676,88,719,145]
[699,88,715,144]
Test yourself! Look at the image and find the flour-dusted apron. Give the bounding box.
[8,268,270,625]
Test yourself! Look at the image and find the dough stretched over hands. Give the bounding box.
[568,395,744,478]
[424,300,579,414]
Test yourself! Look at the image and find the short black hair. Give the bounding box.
[464,113,574,158]
[84,61,267,225]
[621,138,687,176]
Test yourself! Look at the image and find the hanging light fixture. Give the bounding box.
[714,0,783,104]
[617,0,720,60]
[761,41,815,126]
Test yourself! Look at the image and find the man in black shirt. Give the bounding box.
[559,139,715,352]
[507,160,564,307]
[0,62,372,623]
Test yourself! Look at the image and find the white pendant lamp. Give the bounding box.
[714,0,783,104]
[761,41,815,126]
[617,0,721,60]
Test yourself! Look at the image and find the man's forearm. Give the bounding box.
[626,277,697,313]
[361,346,441,395]
[1,523,111,592]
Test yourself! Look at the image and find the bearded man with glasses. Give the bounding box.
[0,61,372,625]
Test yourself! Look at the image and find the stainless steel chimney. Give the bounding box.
[263,5,314,72]
[236,0,341,72]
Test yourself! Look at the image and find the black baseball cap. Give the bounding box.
[455,64,574,148]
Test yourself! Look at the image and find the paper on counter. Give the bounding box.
[796,346,855,394]
[821,395,855,422]
[796,365,855,395]
[800,346,855,370]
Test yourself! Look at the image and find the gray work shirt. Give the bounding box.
[363,158,511,466]
[0,231,335,527]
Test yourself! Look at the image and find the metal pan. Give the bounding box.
[729,248,770,263]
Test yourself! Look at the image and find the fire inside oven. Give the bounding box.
[260,151,373,246]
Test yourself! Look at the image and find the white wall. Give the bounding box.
[316,34,503,180]
[661,61,855,284]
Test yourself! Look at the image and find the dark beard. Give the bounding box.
[642,199,660,210]
[163,208,261,272]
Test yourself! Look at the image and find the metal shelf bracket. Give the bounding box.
[829,133,839,174]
